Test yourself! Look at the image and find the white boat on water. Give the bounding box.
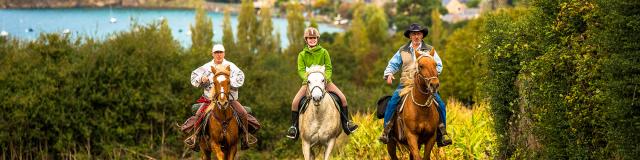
[109,6,117,23]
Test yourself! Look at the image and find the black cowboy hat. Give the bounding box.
[403,23,429,38]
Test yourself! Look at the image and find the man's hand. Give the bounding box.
[386,75,394,85]
[200,76,209,84]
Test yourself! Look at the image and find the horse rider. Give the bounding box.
[286,27,359,139]
[180,44,260,150]
[378,23,452,147]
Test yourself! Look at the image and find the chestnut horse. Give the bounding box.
[299,65,342,160]
[387,50,441,160]
[199,65,241,160]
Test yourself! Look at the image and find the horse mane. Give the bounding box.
[213,64,231,75]
[305,65,325,77]
[399,62,417,97]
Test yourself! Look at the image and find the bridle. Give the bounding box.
[307,72,327,106]
[210,71,233,137]
[211,72,231,111]
[411,55,438,107]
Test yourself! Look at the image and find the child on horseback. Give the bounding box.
[286,27,359,139]
[181,44,260,150]
[379,23,452,147]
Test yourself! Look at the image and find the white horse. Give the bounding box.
[299,65,342,160]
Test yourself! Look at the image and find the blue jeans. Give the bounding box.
[383,85,447,127]
[383,85,403,126]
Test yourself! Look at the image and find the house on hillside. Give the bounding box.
[441,0,480,23]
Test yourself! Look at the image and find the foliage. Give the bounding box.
[236,0,258,55]
[477,0,640,159]
[222,7,236,56]
[393,0,443,31]
[0,21,193,159]
[595,0,640,158]
[478,7,532,159]
[428,9,444,51]
[257,6,280,56]
[284,2,305,56]
[333,100,496,159]
[347,7,371,85]
[440,15,486,105]
[189,0,213,56]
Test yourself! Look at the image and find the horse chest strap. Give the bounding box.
[213,111,230,136]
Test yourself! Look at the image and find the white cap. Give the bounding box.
[212,44,225,52]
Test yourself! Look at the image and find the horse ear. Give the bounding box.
[211,66,217,73]
[429,48,435,57]
[305,67,310,73]
[226,64,231,71]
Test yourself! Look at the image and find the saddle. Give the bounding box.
[299,92,342,114]
[376,95,392,119]
[376,95,409,141]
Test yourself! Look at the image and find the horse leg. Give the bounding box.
[200,149,211,160]
[406,134,423,160]
[227,142,238,160]
[211,142,225,160]
[199,138,211,160]
[302,141,314,160]
[424,136,437,160]
[323,138,337,160]
[387,142,399,160]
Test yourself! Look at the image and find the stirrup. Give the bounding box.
[378,134,389,144]
[184,134,198,150]
[286,126,298,139]
[347,121,359,132]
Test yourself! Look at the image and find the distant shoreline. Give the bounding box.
[1,2,348,30]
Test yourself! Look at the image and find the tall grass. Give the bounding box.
[332,99,496,159]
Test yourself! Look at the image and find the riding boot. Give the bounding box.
[340,107,359,135]
[180,116,197,134]
[378,121,393,144]
[437,123,453,147]
[286,111,299,139]
[180,103,205,134]
[241,116,250,150]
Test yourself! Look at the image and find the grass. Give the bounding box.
[330,99,496,160]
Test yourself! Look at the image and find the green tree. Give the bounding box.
[285,2,305,56]
[394,0,443,31]
[222,8,236,56]
[364,5,388,45]
[309,17,319,29]
[348,8,371,84]
[428,9,444,50]
[440,17,485,104]
[257,6,279,56]
[189,0,213,57]
[237,0,258,55]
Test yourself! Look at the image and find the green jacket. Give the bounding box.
[297,45,333,84]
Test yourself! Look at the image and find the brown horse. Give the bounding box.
[199,65,241,160]
[387,50,441,160]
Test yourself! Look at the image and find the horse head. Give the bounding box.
[209,64,232,110]
[415,50,440,96]
[305,65,327,106]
